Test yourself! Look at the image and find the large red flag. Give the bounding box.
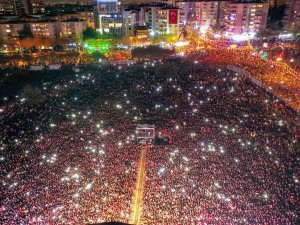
[169,9,178,24]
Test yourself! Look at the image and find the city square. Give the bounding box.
[0,0,300,225]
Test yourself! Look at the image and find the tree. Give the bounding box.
[40,37,55,49]
[268,5,286,28]
[82,27,98,40]
[19,37,55,51]
[19,38,35,49]
[56,37,70,47]
[0,38,5,47]
[90,51,105,59]
[132,46,174,59]
[21,85,46,106]
[18,24,33,40]
[150,36,165,45]
[53,44,64,51]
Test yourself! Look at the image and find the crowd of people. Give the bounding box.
[0,59,299,224]
[0,52,97,69]
[201,46,300,112]
[141,64,299,224]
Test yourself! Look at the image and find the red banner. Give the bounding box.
[168,9,178,24]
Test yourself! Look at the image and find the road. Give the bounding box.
[130,147,147,225]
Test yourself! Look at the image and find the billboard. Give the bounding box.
[168,9,178,25]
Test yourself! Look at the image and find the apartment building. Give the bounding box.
[0,0,22,16]
[29,20,59,39]
[225,1,269,34]
[283,0,300,30]
[0,21,24,41]
[60,18,86,38]
[94,0,123,36]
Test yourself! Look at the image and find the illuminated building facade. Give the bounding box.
[224,1,269,34]
[29,21,59,39]
[175,1,229,32]
[195,1,226,31]
[79,11,95,28]
[0,0,22,16]
[94,0,123,36]
[135,26,148,39]
[53,11,95,29]
[25,0,45,15]
[60,19,86,39]
[283,0,300,30]
[123,8,139,35]
[0,22,24,41]
[268,0,287,7]
[147,6,180,36]
[175,1,197,30]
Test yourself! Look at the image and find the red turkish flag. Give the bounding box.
[168,9,178,24]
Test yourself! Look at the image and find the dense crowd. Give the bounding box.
[0,59,299,224]
[0,52,97,69]
[201,46,300,112]
[141,66,299,224]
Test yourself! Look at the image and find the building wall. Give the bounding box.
[225,2,269,34]
[269,0,287,7]
[60,20,86,38]
[79,11,95,28]
[123,10,137,35]
[284,0,300,30]
[94,0,123,36]
[167,9,180,35]
[0,23,24,41]
[0,0,22,16]
[148,6,179,36]
[29,21,59,39]
[25,0,45,15]
[137,7,146,26]
[196,1,226,30]
[176,1,196,30]
[52,11,94,28]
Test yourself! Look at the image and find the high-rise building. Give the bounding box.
[195,1,226,31]
[224,1,269,34]
[53,11,95,29]
[60,18,87,38]
[0,0,22,16]
[0,21,24,41]
[175,1,197,30]
[29,20,59,39]
[123,4,145,36]
[94,0,123,36]
[25,0,45,15]
[147,5,180,36]
[123,8,139,35]
[79,11,95,28]
[269,0,287,7]
[283,0,300,30]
